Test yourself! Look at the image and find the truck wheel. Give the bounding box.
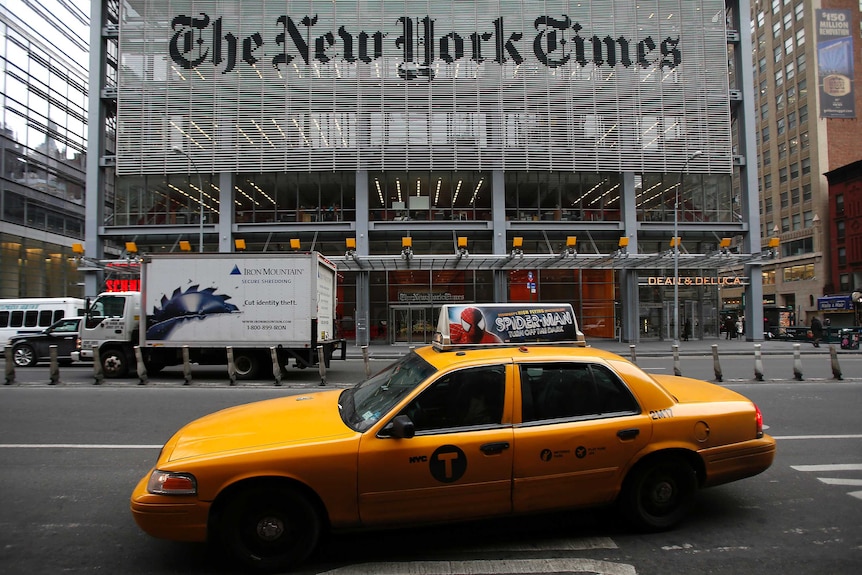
[102,350,129,378]
[620,455,697,531]
[12,344,37,367]
[233,353,260,380]
[218,484,321,572]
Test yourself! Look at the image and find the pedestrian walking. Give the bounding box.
[810,316,823,347]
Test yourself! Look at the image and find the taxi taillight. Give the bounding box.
[754,404,764,438]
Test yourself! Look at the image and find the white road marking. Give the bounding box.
[318,558,636,575]
[817,478,862,486]
[791,464,862,472]
[473,536,617,552]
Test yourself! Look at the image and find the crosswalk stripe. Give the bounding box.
[817,478,862,486]
[318,558,636,575]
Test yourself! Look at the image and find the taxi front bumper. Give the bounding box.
[130,474,210,542]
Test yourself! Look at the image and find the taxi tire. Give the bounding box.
[621,455,697,532]
[12,344,37,367]
[218,484,321,572]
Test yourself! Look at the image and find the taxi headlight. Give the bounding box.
[147,470,197,495]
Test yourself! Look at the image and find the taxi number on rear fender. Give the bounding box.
[650,408,674,420]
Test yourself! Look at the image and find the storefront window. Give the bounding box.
[505,172,621,222]
[368,171,489,221]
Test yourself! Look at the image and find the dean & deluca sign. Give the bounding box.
[644,276,747,286]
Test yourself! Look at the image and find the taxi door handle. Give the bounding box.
[617,428,640,440]
[480,442,510,455]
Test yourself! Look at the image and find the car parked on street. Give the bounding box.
[9,317,82,367]
[131,304,776,572]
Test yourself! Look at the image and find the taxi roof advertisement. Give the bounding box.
[441,304,580,345]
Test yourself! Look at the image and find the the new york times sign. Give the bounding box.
[168,13,681,80]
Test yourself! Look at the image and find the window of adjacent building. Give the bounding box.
[780,191,789,208]
[839,248,847,267]
[779,167,788,184]
[789,137,798,155]
[837,220,845,240]
[783,12,793,30]
[763,270,776,285]
[786,61,795,82]
[795,2,804,21]
[840,274,850,291]
[765,197,774,214]
[801,157,810,175]
[782,264,814,281]
[787,85,797,105]
[764,173,773,189]
[800,131,809,150]
[803,210,813,228]
[791,187,800,204]
[760,79,768,96]
[759,56,767,74]
[784,37,794,56]
[792,213,801,230]
[758,11,766,27]
[778,142,788,160]
[776,91,785,110]
[798,78,807,98]
[788,111,797,131]
[781,217,790,232]
[763,149,772,166]
[803,183,812,201]
[775,68,784,87]
[799,104,808,123]
[773,21,781,38]
[762,126,770,143]
[790,162,799,179]
[796,27,805,47]
[782,239,813,258]
[774,45,782,62]
[772,0,780,14]
[777,117,786,136]
[837,193,844,215]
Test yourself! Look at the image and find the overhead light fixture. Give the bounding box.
[401,236,413,260]
[179,240,192,252]
[618,237,630,248]
[71,243,84,254]
[125,241,138,254]
[234,239,246,251]
[290,238,301,250]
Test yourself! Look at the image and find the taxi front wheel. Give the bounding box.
[218,483,321,572]
[620,455,697,532]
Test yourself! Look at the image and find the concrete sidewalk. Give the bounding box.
[347,337,859,360]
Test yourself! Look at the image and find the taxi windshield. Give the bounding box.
[339,352,436,432]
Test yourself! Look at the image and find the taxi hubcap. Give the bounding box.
[652,480,674,505]
[256,516,285,541]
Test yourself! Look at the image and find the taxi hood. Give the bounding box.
[164,390,353,463]
[651,374,752,404]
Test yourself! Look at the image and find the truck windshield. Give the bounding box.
[339,352,436,432]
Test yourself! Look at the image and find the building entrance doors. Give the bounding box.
[390,305,438,345]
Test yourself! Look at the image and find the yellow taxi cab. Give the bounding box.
[131,304,775,572]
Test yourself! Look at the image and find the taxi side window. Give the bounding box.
[520,363,639,423]
[401,365,505,433]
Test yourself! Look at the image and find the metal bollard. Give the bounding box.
[135,346,148,385]
[629,344,637,364]
[271,347,282,386]
[792,343,803,381]
[92,345,104,385]
[362,345,371,378]
[5,346,14,384]
[672,344,681,376]
[317,345,327,386]
[753,344,764,381]
[711,344,723,382]
[49,345,60,385]
[182,345,193,385]
[829,345,843,381]
[226,347,237,386]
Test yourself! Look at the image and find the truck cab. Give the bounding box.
[74,292,141,377]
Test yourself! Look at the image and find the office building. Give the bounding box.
[83,0,764,345]
[0,0,89,297]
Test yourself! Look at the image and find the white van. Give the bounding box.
[0,298,85,349]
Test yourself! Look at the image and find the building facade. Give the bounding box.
[0,0,89,298]
[83,0,765,345]
[743,0,862,332]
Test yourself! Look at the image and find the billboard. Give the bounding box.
[117,1,731,174]
[816,9,856,119]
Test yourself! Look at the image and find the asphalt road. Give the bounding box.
[1,360,861,574]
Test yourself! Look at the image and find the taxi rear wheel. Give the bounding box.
[218,484,321,572]
[621,455,697,531]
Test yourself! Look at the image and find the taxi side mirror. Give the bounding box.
[384,415,415,439]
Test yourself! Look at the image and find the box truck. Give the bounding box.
[74,252,344,378]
